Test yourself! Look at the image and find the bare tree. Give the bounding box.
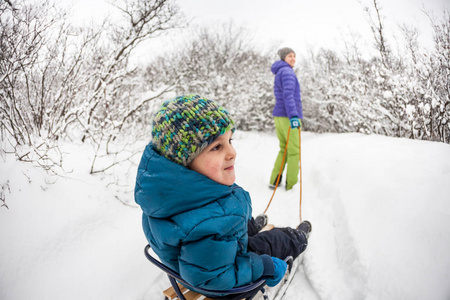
[342,30,364,65]
[363,0,391,67]
[0,180,10,209]
[399,23,420,66]
[76,0,183,173]
[0,0,185,174]
[0,0,71,172]
[144,22,276,131]
[425,9,450,143]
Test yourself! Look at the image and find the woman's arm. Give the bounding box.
[281,70,299,119]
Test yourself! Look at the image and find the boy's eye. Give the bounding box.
[211,144,221,151]
[229,138,233,144]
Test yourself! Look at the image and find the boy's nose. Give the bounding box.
[226,146,236,160]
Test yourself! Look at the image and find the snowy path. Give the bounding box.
[1,131,450,299]
[237,131,450,300]
[284,264,320,299]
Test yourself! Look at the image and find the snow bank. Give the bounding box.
[1,131,449,299]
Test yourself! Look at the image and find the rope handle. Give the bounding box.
[299,128,302,221]
[263,127,291,214]
[264,127,303,222]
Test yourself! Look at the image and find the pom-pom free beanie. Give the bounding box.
[277,47,295,61]
[151,95,235,166]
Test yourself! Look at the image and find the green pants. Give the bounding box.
[270,117,299,190]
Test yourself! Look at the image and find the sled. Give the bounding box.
[144,244,269,300]
[161,224,276,298]
[162,282,211,300]
[260,224,275,232]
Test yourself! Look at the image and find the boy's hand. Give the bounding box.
[290,117,301,129]
[265,257,288,287]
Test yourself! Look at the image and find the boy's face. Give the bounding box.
[189,130,236,186]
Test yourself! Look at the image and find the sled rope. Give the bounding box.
[264,127,303,222]
[263,127,291,214]
[299,128,302,221]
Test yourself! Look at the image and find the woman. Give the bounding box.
[269,47,302,191]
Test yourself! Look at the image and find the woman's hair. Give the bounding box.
[277,47,295,61]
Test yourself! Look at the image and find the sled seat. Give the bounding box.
[162,282,210,300]
[162,223,275,299]
[260,224,274,232]
[144,244,268,300]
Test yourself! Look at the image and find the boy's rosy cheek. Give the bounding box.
[201,160,214,171]
[209,163,221,172]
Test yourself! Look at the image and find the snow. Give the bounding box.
[1,131,450,299]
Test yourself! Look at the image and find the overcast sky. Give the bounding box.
[69,0,450,61]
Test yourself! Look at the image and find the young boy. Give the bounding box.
[135,95,311,296]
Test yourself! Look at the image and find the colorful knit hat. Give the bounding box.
[277,47,295,61]
[151,95,235,166]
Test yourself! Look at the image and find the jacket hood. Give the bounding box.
[271,60,291,75]
[135,143,235,218]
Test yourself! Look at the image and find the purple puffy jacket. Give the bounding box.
[271,60,302,119]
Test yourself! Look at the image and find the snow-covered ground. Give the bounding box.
[1,131,450,300]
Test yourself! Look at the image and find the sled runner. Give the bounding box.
[271,253,303,300]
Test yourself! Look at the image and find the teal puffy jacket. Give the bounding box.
[134,143,272,290]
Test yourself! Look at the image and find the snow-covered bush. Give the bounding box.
[0,0,184,174]
[141,6,449,145]
[144,23,276,131]
[299,8,449,144]
[417,10,450,143]
[1,0,448,183]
